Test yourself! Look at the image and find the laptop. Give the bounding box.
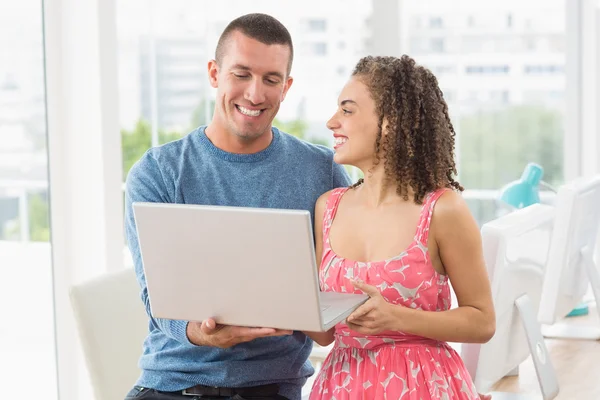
[132,202,368,332]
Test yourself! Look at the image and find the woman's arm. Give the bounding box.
[303,190,336,346]
[398,190,495,343]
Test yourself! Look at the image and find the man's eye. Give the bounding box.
[234,74,249,79]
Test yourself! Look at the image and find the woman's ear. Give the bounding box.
[381,118,389,135]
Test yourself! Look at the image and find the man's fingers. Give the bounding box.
[230,326,278,337]
[200,319,220,335]
[229,326,292,335]
[271,329,294,336]
[244,328,292,341]
[201,322,292,347]
[245,328,293,337]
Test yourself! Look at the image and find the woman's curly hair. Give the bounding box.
[351,55,463,204]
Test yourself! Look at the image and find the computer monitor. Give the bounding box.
[538,175,600,340]
[461,204,559,399]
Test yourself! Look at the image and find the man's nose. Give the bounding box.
[244,79,266,105]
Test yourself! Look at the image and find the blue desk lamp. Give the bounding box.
[498,163,588,317]
[499,162,543,208]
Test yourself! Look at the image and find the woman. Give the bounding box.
[306,55,495,399]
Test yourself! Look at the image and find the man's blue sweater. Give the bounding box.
[124,126,351,399]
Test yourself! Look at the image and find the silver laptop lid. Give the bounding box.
[133,202,326,331]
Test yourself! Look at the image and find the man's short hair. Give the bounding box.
[215,13,294,76]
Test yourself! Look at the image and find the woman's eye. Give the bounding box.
[342,109,352,115]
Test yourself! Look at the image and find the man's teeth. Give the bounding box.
[335,137,348,146]
[238,106,261,117]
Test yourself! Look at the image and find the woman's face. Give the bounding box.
[326,77,381,169]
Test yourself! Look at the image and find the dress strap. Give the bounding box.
[414,188,451,245]
[322,187,349,240]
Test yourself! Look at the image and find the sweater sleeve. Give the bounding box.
[124,151,195,346]
[332,161,352,188]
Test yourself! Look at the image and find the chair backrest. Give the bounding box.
[70,267,148,400]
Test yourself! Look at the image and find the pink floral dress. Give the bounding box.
[310,187,480,400]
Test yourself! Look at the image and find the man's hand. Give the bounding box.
[186,318,293,348]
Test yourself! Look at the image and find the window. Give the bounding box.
[117,0,570,229]
[434,65,457,75]
[139,37,208,132]
[117,0,372,198]
[0,1,56,398]
[524,37,537,51]
[405,0,566,225]
[489,90,510,103]
[465,65,510,74]
[430,17,444,28]
[310,42,327,56]
[443,90,456,102]
[116,4,372,393]
[410,37,429,54]
[430,38,445,53]
[463,37,485,52]
[306,19,327,32]
[524,65,565,74]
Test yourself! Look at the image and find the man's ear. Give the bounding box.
[208,60,219,89]
[280,76,294,102]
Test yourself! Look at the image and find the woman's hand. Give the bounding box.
[346,280,404,334]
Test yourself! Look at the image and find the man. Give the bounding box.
[124,13,351,400]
